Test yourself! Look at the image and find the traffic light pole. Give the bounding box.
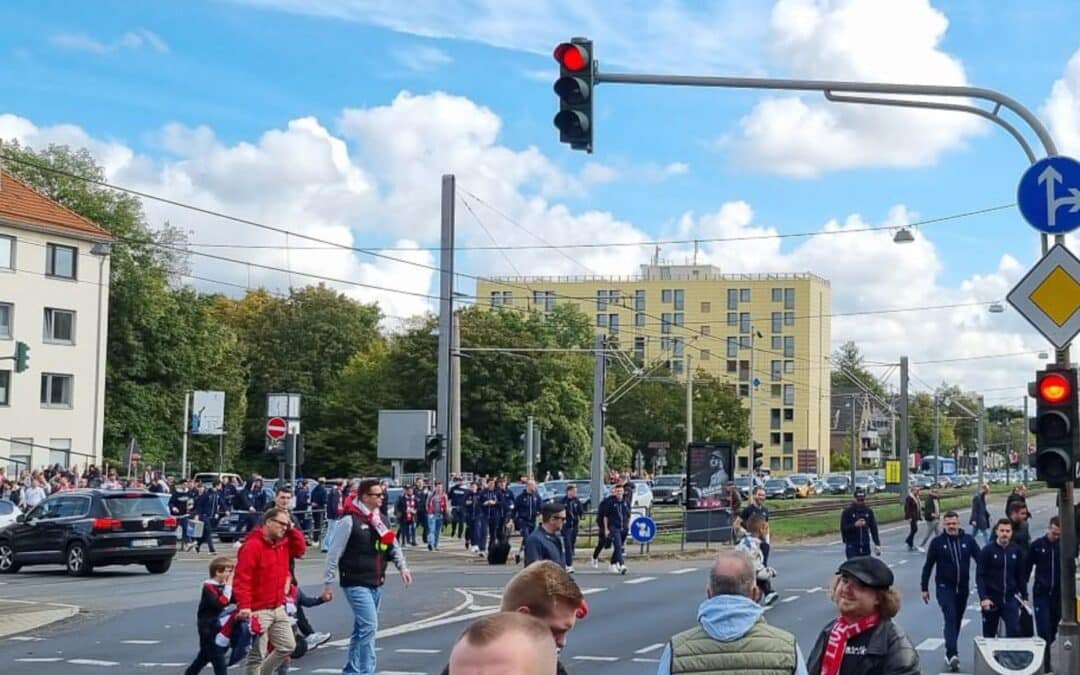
[849,393,857,489]
[590,334,606,513]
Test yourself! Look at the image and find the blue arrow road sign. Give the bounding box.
[629,515,657,544]
[1017,156,1080,234]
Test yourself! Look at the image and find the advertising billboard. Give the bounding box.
[191,391,226,436]
[685,441,734,509]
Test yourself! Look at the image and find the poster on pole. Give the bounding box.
[685,442,734,509]
[191,391,226,435]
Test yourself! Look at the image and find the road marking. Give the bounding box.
[781,595,799,603]
[916,638,945,651]
[898,559,908,565]
[395,648,441,654]
[807,586,823,593]
[573,656,620,662]
[635,643,665,654]
[15,658,64,662]
[669,567,697,575]
[138,663,186,668]
[8,636,44,641]
[960,619,971,628]
[624,576,656,585]
[632,657,661,663]
[123,640,161,645]
[582,587,606,595]
[68,659,120,666]
[372,672,427,675]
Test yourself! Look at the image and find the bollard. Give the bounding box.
[972,637,1045,675]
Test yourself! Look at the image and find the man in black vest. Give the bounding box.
[323,478,412,675]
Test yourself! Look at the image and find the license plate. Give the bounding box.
[131,539,157,548]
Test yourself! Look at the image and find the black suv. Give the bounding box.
[0,489,178,576]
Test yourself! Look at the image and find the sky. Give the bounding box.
[2,0,1080,407]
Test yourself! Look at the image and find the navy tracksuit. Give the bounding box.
[562,495,584,568]
[194,489,224,553]
[921,532,980,659]
[1026,534,1061,662]
[497,488,515,544]
[478,488,500,549]
[598,495,630,566]
[840,503,880,559]
[514,490,542,550]
[976,541,1026,638]
[448,483,468,538]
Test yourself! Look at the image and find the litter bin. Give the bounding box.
[972,637,1045,675]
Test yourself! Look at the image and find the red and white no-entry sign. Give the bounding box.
[267,417,288,440]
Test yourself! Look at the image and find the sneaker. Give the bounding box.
[917,546,926,553]
[591,558,599,569]
[566,566,575,574]
[470,545,478,553]
[764,592,779,606]
[619,564,628,575]
[428,543,433,551]
[306,632,332,649]
[947,655,959,672]
[609,563,621,574]
[906,545,916,552]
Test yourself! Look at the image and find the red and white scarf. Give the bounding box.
[820,613,879,675]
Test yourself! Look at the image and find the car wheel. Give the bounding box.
[0,541,20,574]
[145,558,172,574]
[66,542,92,577]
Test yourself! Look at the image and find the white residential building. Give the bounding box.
[0,170,113,474]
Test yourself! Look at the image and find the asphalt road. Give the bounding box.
[0,491,1061,675]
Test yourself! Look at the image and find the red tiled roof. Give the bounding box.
[0,170,114,240]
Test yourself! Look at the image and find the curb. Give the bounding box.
[0,599,80,639]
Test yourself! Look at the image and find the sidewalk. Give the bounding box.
[0,598,80,638]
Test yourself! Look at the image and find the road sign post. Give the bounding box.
[1007,244,1080,349]
[1017,156,1080,234]
[629,515,657,544]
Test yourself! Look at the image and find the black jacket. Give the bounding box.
[840,503,880,551]
[969,493,990,530]
[920,532,980,593]
[1025,534,1061,597]
[976,541,1026,602]
[562,495,584,530]
[524,527,565,567]
[807,618,919,675]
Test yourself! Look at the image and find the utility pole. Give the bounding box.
[181,392,190,479]
[976,395,985,487]
[590,334,606,510]
[685,355,693,448]
[435,174,455,487]
[451,311,461,476]
[525,415,535,478]
[747,328,758,478]
[849,393,857,488]
[899,357,909,506]
[933,393,941,483]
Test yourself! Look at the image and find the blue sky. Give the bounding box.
[1,0,1078,396]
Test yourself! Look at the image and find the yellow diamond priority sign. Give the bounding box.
[1007,243,1080,348]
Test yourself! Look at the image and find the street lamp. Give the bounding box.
[988,301,1005,313]
[893,227,915,244]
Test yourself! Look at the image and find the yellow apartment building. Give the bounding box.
[476,263,832,476]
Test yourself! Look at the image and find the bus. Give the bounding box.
[919,455,957,476]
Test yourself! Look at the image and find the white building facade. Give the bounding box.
[0,171,113,475]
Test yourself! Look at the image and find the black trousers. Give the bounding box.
[185,635,227,675]
[905,519,918,548]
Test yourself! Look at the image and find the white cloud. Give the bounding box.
[731,0,983,177]
[395,45,452,72]
[1043,47,1080,156]
[49,29,170,55]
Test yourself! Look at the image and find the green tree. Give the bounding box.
[830,341,886,398]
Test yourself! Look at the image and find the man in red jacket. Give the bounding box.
[234,506,307,675]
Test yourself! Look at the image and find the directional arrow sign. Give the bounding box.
[1017,156,1080,234]
[1006,243,1080,349]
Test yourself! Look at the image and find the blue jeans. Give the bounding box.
[427,514,444,549]
[343,585,382,674]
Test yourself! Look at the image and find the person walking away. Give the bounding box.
[806,557,919,674]
[415,478,431,546]
[394,485,418,546]
[920,511,980,672]
[233,507,306,675]
[903,485,922,552]
[310,478,327,544]
[194,481,226,554]
[1005,484,1027,515]
[448,476,467,539]
[478,478,501,555]
[524,503,567,567]
[561,483,584,572]
[1025,516,1062,672]
[294,480,311,540]
[514,480,542,565]
[736,514,779,606]
[840,488,881,559]
[659,551,808,675]
[323,479,412,675]
[426,483,449,551]
[496,478,516,543]
[975,518,1026,637]
[1007,500,1032,557]
[969,483,991,547]
[597,483,630,574]
[464,481,482,553]
[919,487,941,549]
[184,556,234,675]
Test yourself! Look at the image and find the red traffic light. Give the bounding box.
[554,43,589,71]
[1039,372,1071,403]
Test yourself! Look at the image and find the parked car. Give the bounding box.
[735,476,765,498]
[0,499,19,531]
[823,475,851,494]
[192,472,244,488]
[0,489,178,576]
[853,475,878,495]
[650,474,686,504]
[811,479,829,495]
[763,478,797,500]
[786,474,815,498]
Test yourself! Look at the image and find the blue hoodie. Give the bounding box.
[657,594,808,675]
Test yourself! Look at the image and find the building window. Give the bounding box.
[0,302,10,339]
[44,308,75,344]
[770,456,781,470]
[608,314,620,334]
[740,288,751,302]
[784,287,795,309]
[8,438,31,476]
[489,291,512,307]
[738,456,748,470]
[783,384,795,406]
[672,359,683,374]
[726,359,737,373]
[489,291,501,307]
[784,336,795,357]
[782,457,793,471]
[49,438,71,468]
[727,288,738,310]
[727,312,737,326]
[661,337,672,351]
[597,290,609,311]
[661,289,673,303]
[700,301,711,313]
[784,360,795,374]
[40,373,73,407]
[634,290,646,311]
[739,383,750,397]
[700,324,711,336]
[770,432,781,446]
[783,432,794,454]
[739,312,751,334]
[635,312,646,327]
[596,314,608,327]
[0,369,9,405]
[661,313,672,334]
[771,360,781,381]
[771,312,782,334]
[634,336,646,360]
[672,338,684,357]
[727,337,738,358]
[673,289,685,310]
[771,336,782,350]
[770,408,781,430]
[610,289,621,305]
[771,287,782,302]
[784,408,794,421]
[771,384,782,398]
[739,335,751,349]
[0,235,12,270]
[673,313,684,326]
[46,244,77,280]
[784,311,795,326]
[739,360,750,382]
[700,349,711,361]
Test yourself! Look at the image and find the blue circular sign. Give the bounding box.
[1017,156,1080,234]
[629,516,657,544]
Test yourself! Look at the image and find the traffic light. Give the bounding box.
[14,341,29,373]
[751,440,764,473]
[425,433,445,463]
[1028,367,1079,486]
[553,38,594,152]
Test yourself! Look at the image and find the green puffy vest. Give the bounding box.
[668,616,798,674]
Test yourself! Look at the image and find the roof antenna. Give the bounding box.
[693,240,699,266]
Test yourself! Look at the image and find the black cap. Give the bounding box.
[837,556,893,588]
[853,487,867,498]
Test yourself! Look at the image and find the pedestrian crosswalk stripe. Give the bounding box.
[669,567,697,575]
[635,643,665,654]
[624,576,656,584]
[137,663,186,668]
[781,595,799,603]
[15,658,63,662]
[8,636,43,641]
[68,659,120,666]
[395,648,441,654]
[915,638,945,651]
[574,656,619,661]
[632,658,661,663]
[123,640,160,645]
[960,619,970,628]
